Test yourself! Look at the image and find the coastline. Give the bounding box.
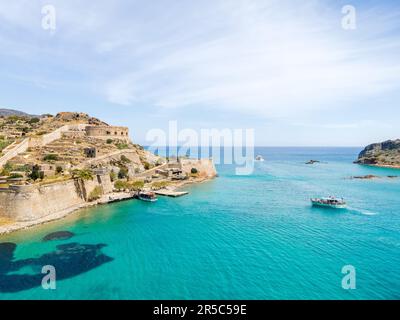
[0,177,215,236]
[356,163,400,169]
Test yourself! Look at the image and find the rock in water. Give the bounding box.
[42,231,75,242]
[306,160,320,164]
[0,242,17,261]
[351,175,379,180]
[355,139,400,167]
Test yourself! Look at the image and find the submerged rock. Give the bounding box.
[351,175,379,180]
[306,160,320,165]
[0,242,17,261]
[0,241,113,293]
[349,175,398,180]
[42,231,75,242]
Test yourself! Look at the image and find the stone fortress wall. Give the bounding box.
[0,180,85,222]
[180,158,218,178]
[85,126,130,142]
[0,169,113,222]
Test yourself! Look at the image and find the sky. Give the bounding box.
[0,0,400,146]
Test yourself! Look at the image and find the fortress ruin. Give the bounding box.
[85,126,130,142]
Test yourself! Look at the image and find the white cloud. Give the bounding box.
[1,0,400,121]
[98,0,400,118]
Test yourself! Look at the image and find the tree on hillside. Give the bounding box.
[72,169,94,181]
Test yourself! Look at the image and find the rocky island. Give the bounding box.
[355,139,400,169]
[0,111,217,234]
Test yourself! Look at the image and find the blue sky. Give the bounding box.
[0,0,400,146]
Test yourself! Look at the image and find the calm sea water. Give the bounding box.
[1,147,399,300]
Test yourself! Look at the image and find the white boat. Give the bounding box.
[255,155,265,162]
[311,197,347,209]
[138,191,158,202]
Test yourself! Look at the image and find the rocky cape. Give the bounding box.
[355,139,400,168]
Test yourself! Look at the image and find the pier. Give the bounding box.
[97,192,136,204]
[155,190,189,197]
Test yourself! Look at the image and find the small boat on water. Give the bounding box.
[138,191,158,202]
[311,197,347,209]
[255,155,265,162]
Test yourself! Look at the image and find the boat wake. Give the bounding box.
[346,207,378,216]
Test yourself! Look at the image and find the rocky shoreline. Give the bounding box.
[355,139,400,169]
[0,176,214,235]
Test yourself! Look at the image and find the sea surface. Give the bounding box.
[1,147,399,300]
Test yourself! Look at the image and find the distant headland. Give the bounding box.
[0,110,217,234]
[355,139,400,169]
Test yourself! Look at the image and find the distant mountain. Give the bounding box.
[355,139,400,168]
[0,108,41,118]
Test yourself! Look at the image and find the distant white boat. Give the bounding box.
[255,155,265,162]
[311,197,347,209]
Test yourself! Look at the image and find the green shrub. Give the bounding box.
[109,170,117,182]
[28,117,40,124]
[14,165,30,172]
[43,154,59,161]
[115,180,144,191]
[118,166,129,179]
[72,169,94,180]
[88,186,103,201]
[143,162,151,170]
[56,166,63,174]
[151,181,170,190]
[116,142,129,150]
[29,165,44,181]
[9,173,23,179]
[7,115,20,123]
[0,162,14,176]
[106,139,113,144]
[191,168,198,174]
[114,180,129,191]
[0,139,11,153]
[120,155,131,163]
[128,180,144,191]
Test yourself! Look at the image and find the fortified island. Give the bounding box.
[0,111,217,234]
[355,139,400,168]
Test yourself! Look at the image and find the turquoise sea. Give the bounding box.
[0,147,399,300]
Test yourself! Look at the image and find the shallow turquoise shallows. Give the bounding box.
[1,147,400,300]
